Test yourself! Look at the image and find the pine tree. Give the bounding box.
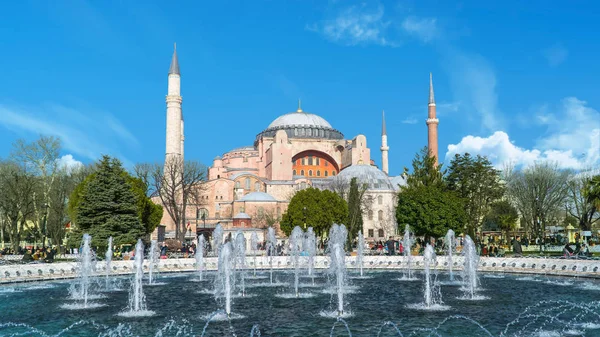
[73,155,145,252]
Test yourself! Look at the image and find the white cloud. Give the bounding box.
[445,97,600,170]
[307,4,396,47]
[543,43,568,67]
[401,117,418,124]
[57,154,84,172]
[401,16,437,42]
[0,103,137,164]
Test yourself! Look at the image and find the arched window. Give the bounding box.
[332,171,336,176]
[235,181,241,189]
[325,171,328,177]
[378,229,384,238]
[377,195,383,205]
[217,175,220,179]
[301,170,305,176]
[254,182,260,191]
[316,158,320,165]
[308,156,313,165]
[215,212,220,219]
[308,170,313,176]
[241,221,246,227]
[378,210,383,221]
[316,170,321,177]
[277,207,281,217]
[245,178,251,189]
[293,170,297,176]
[368,210,373,220]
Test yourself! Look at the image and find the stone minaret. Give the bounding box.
[165,43,183,163]
[426,73,439,166]
[380,110,389,175]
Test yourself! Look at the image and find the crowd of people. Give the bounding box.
[1,232,596,263]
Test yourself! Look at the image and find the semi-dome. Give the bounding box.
[239,191,277,202]
[336,164,395,191]
[255,105,344,144]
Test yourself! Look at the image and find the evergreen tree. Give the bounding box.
[396,147,466,240]
[346,177,363,249]
[446,153,504,239]
[404,147,445,189]
[73,156,145,252]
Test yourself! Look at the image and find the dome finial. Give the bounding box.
[297,99,303,112]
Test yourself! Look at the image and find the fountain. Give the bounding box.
[290,226,303,297]
[215,241,234,318]
[445,229,456,282]
[250,232,259,277]
[357,231,365,277]
[233,231,246,296]
[119,239,154,317]
[148,240,160,285]
[62,233,106,310]
[401,225,417,281]
[304,227,317,279]
[196,234,206,281]
[212,223,224,256]
[322,224,349,317]
[407,244,448,311]
[461,235,484,300]
[105,236,113,289]
[267,227,277,284]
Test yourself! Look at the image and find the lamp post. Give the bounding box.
[302,206,307,230]
[41,203,49,249]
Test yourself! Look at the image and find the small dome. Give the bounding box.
[239,191,277,202]
[268,112,333,129]
[390,175,407,191]
[336,165,394,191]
[233,212,251,219]
[214,155,222,160]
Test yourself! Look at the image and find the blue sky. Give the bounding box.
[0,0,598,174]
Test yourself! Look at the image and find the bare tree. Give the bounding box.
[0,160,38,251]
[10,136,61,246]
[567,172,599,231]
[505,162,571,250]
[252,208,281,228]
[138,157,207,242]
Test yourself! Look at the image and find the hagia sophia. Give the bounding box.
[157,46,440,242]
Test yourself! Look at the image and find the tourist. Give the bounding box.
[22,249,33,262]
[513,236,523,257]
[386,237,395,256]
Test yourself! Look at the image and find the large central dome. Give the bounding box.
[255,104,344,143]
[268,112,333,129]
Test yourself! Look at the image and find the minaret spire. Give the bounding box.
[166,43,183,163]
[429,72,435,105]
[169,43,180,75]
[426,73,439,166]
[297,99,303,112]
[381,110,389,175]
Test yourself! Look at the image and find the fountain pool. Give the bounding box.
[1,270,600,336]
